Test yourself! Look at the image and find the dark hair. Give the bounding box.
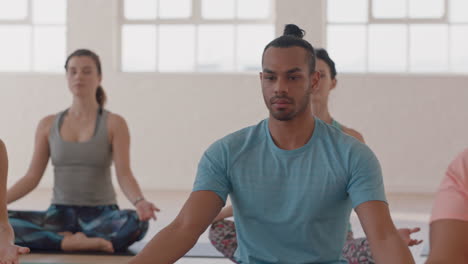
[262,24,316,73]
[64,49,106,107]
[315,48,337,80]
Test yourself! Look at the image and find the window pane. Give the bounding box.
[124,0,157,20]
[372,0,406,18]
[33,26,66,72]
[198,25,234,72]
[369,25,407,72]
[450,0,468,22]
[0,0,27,20]
[450,26,468,72]
[122,25,156,72]
[237,24,274,71]
[327,25,366,72]
[159,0,191,19]
[410,25,448,72]
[32,0,66,24]
[327,0,368,23]
[237,0,270,19]
[159,25,195,71]
[0,26,30,71]
[409,0,444,18]
[202,0,234,19]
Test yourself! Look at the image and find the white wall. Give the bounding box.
[1,0,467,193]
[331,74,468,192]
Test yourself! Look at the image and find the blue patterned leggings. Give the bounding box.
[9,204,148,252]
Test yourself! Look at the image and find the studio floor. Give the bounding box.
[11,189,433,264]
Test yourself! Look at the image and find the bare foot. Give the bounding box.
[61,232,114,253]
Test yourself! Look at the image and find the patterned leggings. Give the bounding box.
[209,220,374,264]
[9,204,148,252]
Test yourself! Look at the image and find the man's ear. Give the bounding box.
[310,71,320,94]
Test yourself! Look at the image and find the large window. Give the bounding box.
[0,0,67,72]
[119,0,275,72]
[327,0,468,73]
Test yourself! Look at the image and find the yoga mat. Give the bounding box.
[27,241,225,258]
[128,241,225,258]
[185,242,225,258]
[28,249,133,256]
[22,263,73,264]
[420,241,430,256]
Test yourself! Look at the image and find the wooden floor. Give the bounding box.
[12,189,434,264]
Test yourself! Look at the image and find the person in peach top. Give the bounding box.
[427,148,468,263]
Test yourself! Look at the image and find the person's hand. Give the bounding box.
[0,242,30,264]
[397,227,423,246]
[0,224,30,264]
[135,200,160,221]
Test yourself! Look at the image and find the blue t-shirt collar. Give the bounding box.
[264,117,321,156]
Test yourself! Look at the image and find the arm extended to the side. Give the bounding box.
[129,191,223,264]
[355,200,415,264]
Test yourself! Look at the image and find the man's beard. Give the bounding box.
[268,92,311,121]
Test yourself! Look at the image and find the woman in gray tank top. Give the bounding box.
[6,49,159,253]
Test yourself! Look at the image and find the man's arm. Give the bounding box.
[355,201,415,264]
[129,190,224,264]
[426,219,468,264]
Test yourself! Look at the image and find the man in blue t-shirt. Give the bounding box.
[130,24,415,264]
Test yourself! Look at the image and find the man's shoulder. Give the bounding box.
[214,119,266,147]
[201,119,267,167]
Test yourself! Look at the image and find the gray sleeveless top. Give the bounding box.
[49,109,117,206]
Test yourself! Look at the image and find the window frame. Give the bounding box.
[0,0,67,73]
[117,0,276,73]
[326,0,468,74]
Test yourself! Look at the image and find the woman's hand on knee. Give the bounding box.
[136,200,160,221]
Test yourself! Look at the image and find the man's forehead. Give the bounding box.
[263,67,304,74]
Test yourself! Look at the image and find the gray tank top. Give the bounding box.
[49,109,117,206]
